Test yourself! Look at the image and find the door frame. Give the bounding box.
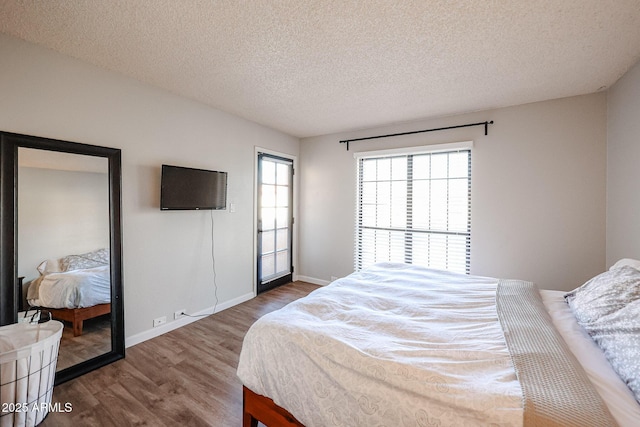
[253,147,298,296]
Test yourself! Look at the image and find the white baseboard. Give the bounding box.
[125,291,255,348]
[296,275,330,287]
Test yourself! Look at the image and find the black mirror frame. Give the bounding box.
[0,131,125,384]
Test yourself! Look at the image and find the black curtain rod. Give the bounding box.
[339,120,494,150]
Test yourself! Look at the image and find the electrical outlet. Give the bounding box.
[153,316,167,327]
[174,309,186,320]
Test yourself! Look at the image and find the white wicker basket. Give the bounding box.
[0,321,63,427]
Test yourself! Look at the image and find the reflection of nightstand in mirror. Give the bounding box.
[17,276,25,312]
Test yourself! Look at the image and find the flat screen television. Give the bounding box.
[161,164,227,210]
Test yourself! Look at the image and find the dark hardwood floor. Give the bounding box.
[41,281,319,427]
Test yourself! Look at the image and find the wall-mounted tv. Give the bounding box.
[161,164,227,210]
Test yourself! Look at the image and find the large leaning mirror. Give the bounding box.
[0,131,124,384]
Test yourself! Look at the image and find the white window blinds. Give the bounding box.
[355,142,472,274]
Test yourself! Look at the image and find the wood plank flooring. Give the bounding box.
[56,314,111,371]
[41,281,319,427]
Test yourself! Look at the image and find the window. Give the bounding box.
[355,142,472,274]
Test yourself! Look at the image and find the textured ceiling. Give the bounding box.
[1,1,640,138]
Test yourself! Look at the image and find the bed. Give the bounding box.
[25,248,111,336]
[237,262,640,427]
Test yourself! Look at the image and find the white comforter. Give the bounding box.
[27,265,111,309]
[237,263,523,427]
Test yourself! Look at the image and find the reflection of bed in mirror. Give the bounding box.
[25,248,111,336]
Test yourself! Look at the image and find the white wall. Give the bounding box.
[606,59,640,266]
[18,166,110,282]
[299,94,607,291]
[0,34,299,341]
[1,31,621,341]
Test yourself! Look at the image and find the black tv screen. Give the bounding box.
[161,164,227,210]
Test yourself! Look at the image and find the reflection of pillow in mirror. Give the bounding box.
[59,248,109,272]
[36,258,61,275]
[610,258,640,271]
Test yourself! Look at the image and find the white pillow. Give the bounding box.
[610,258,640,271]
[36,258,61,275]
[59,248,109,272]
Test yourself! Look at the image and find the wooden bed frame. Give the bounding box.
[243,386,304,427]
[48,303,111,337]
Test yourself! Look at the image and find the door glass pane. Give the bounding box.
[262,254,275,277]
[276,250,289,274]
[276,163,289,185]
[262,161,276,184]
[276,207,288,228]
[276,229,288,251]
[262,184,276,207]
[276,185,288,207]
[262,207,276,231]
[262,230,275,253]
